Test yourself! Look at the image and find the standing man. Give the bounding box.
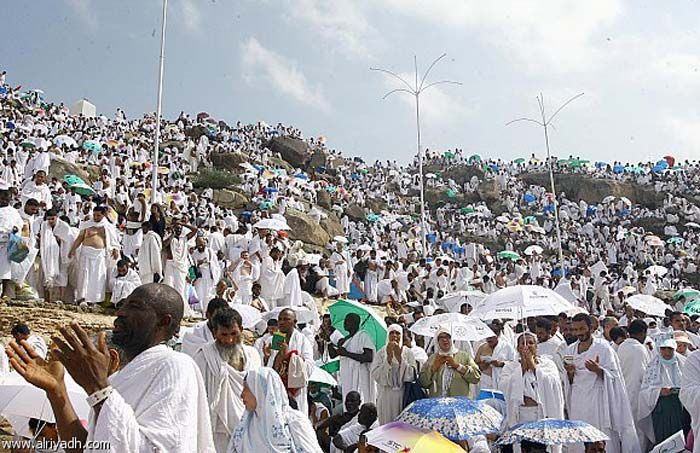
[0,183,24,298]
[564,313,640,453]
[329,313,376,403]
[38,209,74,303]
[258,247,285,308]
[163,220,198,314]
[193,308,261,453]
[137,221,162,284]
[680,350,700,453]
[330,241,352,298]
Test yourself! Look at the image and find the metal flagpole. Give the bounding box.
[152,0,168,204]
[507,92,584,279]
[370,54,461,256]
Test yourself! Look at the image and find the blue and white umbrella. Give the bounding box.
[496,419,609,446]
[396,397,502,441]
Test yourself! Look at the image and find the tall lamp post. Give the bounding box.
[370,54,460,255]
[507,92,584,279]
[152,0,168,203]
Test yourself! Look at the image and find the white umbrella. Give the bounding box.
[590,261,608,277]
[253,218,290,231]
[602,195,616,204]
[333,236,348,244]
[625,295,670,317]
[424,173,437,179]
[524,245,543,256]
[645,265,668,277]
[496,215,510,223]
[309,366,337,386]
[228,303,263,329]
[53,135,77,147]
[262,306,315,324]
[620,196,632,206]
[357,244,372,252]
[684,222,700,229]
[554,279,578,304]
[410,313,495,342]
[0,372,90,423]
[470,285,574,320]
[439,290,487,313]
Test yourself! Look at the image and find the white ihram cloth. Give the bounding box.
[259,256,285,306]
[370,325,417,424]
[282,268,304,307]
[39,219,72,287]
[330,251,352,294]
[479,339,515,391]
[0,206,24,280]
[338,330,377,403]
[563,338,640,453]
[679,350,700,453]
[86,345,215,453]
[617,338,654,446]
[267,329,315,415]
[163,236,192,316]
[193,342,262,453]
[638,352,685,424]
[77,246,107,303]
[137,231,162,284]
[181,321,214,357]
[228,367,322,453]
[109,268,142,305]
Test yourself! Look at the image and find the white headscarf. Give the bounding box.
[388,323,403,348]
[435,326,459,356]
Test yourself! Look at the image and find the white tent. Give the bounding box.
[69,99,96,117]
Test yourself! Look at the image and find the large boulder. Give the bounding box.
[267,137,309,169]
[285,209,330,248]
[212,189,249,209]
[308,148,329,169]
[344,204,366,222]
[320,212,344,239]
[211,152,249,172]
[49,158,94,183]
[317,189,332,210]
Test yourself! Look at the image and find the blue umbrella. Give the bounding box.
[0,86,7,95]
[656,160,669,169]
[496,419,608,447]
[594,161,607,169]
[5,121,15,130]
[523,193,536,204]
[253,164,264,172]
[396,397,503,441]
[613,164,624,174]
[652,165,665,174]
[264,187,279,193]
[489,164,499,172]
[294,173,308,180]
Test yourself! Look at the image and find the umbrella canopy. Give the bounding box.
[513,158,526,164]
[645,265,668,277]
[496,419,609,446]
[524,245,543,256]
[497,251,521,261]
[396,397,503,441]
[53,135,77,147]
[685,222,700,229]
[468,154,482,163]
[625,294,670,317]
[328,299,388,350]
[253,218,290,231]
[410,313,494,342]
[316,358,340,374]
[63,175,95,197]
[470,285,574,320]
[0,373,90,423]
[309,366,337,387]
[82,140,102,153]
[228,303,263,329]
[674,288,700,301]
[262,306,315,324]
[439,290,488,313]
[365,421,463,453]
[683,299,700,316]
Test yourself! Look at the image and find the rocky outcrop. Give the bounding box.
[321,213,344,239]
[317,189,332,210]
[344,204,366,222]
[212,189,249,209]
[285,209,330,248]
[267,137,309,169]
[49,158,94,183]
[211,152,249,172]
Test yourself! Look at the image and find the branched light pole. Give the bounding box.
[370,54,461,256]
[151,0,168,203]
[507,92,584,279]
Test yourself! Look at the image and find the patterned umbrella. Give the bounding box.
[683,299,700,316]
[396,397,502,441]
[496,419,608,446]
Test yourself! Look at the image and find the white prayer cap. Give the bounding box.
[658,336,677,350]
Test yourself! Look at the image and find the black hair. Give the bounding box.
[206,298,229,317]
[628,319,648,336]
[212,307,243,330]
[571,313,592,328]
[11,323,30,336]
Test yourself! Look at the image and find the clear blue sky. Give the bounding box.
[3,0,700,164]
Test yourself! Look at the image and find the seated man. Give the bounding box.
[109,259,142,306]
[315,391,361,453]
[331,403,378,453]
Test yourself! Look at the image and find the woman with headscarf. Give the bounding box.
[228,367,323,453]
[638,336,688,447]
[499,332,565,453]
[418,326,481,397]
[370,324,418,424]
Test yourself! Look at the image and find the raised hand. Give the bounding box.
[7,340,65,394]
[52,322,111,395]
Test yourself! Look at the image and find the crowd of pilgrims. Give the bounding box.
[1,70,700,452]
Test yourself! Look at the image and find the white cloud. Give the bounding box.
[285,0,377,59]
[179,0,202,33]
[665,115,700,156]
[240,37,330,111]
[380,0,622,74]
[653,53,700,86]
[65,0,98,31]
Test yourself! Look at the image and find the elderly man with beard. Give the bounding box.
[6,283,215,452]
[193,307,261,453]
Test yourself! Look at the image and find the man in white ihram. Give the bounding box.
[680,350,700,453]
[193,307,261,453]
[329,313,376,403]
[6,283,215,452]
[137,221,162,284]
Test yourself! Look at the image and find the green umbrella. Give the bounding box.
[497,251,521,261]
[674,288,700,301]
[683,299,700,316]
[460,207,475,214]
[318,358,340,374]
[366,213,381,222]
[63,175,95,197]
[625,166,645,174]
[446,189,457,198]
[20,140,36,148]
[328,299,388,350]
[443,151,456,160]
[468,154,482,163]
[514,158,526,164]
[523,215,537,225]
[667,237,684,245]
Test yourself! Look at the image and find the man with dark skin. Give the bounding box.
[315,391,361,452]
[328,313,374,364]
[6,283,215,452]
[332,403,377,453]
